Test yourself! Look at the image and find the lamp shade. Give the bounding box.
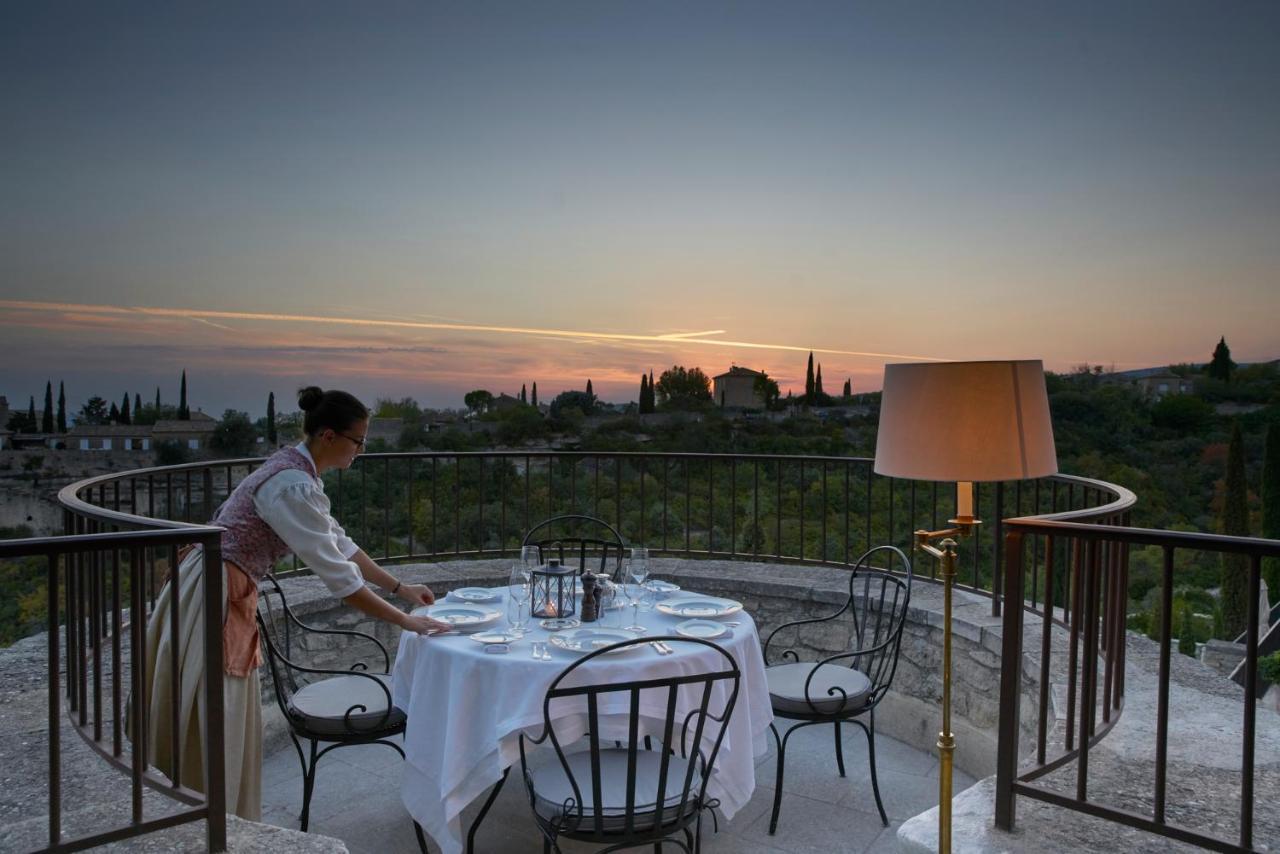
[873,360,1057,482]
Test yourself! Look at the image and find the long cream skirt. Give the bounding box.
[142,548,262,820]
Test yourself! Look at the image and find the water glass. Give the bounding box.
[599,579,621,628]
[507,586,529,637]
[520,545,541,572]
[628,547,649,586]
[623,581,646,632]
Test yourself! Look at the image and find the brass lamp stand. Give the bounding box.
[914,515,978,854]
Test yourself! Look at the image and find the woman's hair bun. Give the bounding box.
[297,386,325,412]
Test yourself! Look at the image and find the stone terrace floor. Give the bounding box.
[259,721,975,853]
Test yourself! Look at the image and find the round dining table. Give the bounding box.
[391,586,774,854]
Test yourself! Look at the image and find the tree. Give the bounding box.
[25,396,36,432]
[655,366,713,410]
[178,369,189,420]
[6,409,35,433]
[1178,606,1196,657]
[109,401,120,423]
[57,382,66,433]
[464,389,494,415]
[753,372,781,410]
[520,384,527,404]
[267,392,277,445]
[815,363,825,398]
[41,382,54,433]
[134,393,142,419]
[843,378,852,399]
[119,393,131,425]
[1208,336,1235,383]
[210,409,257,456]
[638,374,649,413]
[77,396,109,426]
[154,387,161,412]
[804,352,815,405]
[1263,421,1280,605]
[531,382,538,408]
[1219,421,1250,638]
[586,379,594,404]
[550,390,595,420]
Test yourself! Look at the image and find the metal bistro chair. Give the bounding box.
[518,636,741,853]
[256,573,407,831]
[762,545,913,833]
[522,514,627,581]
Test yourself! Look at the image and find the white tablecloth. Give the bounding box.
[391,589,774,854]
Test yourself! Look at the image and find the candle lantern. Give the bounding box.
[531,558,577,618]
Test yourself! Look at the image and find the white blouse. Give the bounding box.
[252,443,365,600]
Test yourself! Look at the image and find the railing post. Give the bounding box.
[202,536,227,851]
[994,528,1026,830]
[47,552,61,850]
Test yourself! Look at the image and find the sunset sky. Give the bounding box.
[3,2,1278,417]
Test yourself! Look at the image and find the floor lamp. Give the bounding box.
[873,360,1058,854]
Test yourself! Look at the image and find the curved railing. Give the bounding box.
[40,450,1150,852]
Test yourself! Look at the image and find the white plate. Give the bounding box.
[675,619,729,640]
[548,627,643,655]
[420,603,502,632]
[470,631,521,644]
[540,617,581,631]
[656,595,743,619]
[647,580,681,597]
[449,587,500,602]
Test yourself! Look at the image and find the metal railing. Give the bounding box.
[995,517,1280,853]
[3,517,226,853]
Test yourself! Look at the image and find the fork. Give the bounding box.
[650,641,672,655]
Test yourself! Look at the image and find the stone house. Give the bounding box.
[150,410,217,450]
[1134,372,1194,400]
[712,366,766,409]
[65,424,154,451]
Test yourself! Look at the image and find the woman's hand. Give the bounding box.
[399,613,454,636]
[396,583,435,606]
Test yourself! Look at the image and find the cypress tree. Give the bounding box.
[120,393,131,425]
[1178,606,1196,657]
[639,374,649,413]
[267,392,277,445]
[1209,336,1235,383]
[531,382,538,409]
[155,387,161,411]
[843,378,852,398]
[586,378,594,401]
[56,382,66,433]
[1262,421,1280,605]
[815,363,824,398]
[134,393,142,417]
[1219,422,1250,638]
[179,370,189,419]
[804,352,815,405]
[109,401,120,423]
[26,396,36,433]
[42,381,54,433]
[521,384,527,404]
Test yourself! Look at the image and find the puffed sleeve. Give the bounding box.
[257,480,366,600]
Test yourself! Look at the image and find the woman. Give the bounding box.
[141,386,450,820]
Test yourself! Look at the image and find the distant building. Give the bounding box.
[712,366,765,409]
[491,393,523,412]
[151,410,217,450]
[0,428,11,450]
[366,417,403,446]
[1133,373,1194,400]
[65,424,153,451]
[0,396,9,430]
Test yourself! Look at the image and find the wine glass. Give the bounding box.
[628,547,649,586]
[521,545,541,573]
[623,580,647,633]
[507,583,530,637]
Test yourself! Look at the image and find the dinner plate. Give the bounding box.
[548,627,643,655]
[470,631,522,644]
[674,619,729,640]
[656,595,743,619]
[540,617,581,631]
[449,587,500,603]
[420,603,502,632]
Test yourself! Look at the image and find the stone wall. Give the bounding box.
[264,557,1061,778]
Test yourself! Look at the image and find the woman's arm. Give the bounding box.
[342,585,451,635]
[350,549,435,607]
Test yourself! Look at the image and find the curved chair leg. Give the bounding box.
[834,719,846,778]
[414,821,429,853]
[863,713,889,827]
[299,739,319,832]
[466,766,509,853]
[768,723,787,835]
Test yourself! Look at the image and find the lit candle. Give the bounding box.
[956,481,974,520]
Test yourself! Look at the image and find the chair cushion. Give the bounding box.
[766,662,872,716]
[287,674,406,737]
[529,748,702,832]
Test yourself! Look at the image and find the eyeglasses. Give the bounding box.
[337,432,367,450]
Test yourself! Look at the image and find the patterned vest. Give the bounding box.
[214,446,317,581]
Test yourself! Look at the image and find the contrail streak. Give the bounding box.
[0,300,943,362]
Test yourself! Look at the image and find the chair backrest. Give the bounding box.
[521,514,626,580]
[533,636,740,840]
[846,545,913,708]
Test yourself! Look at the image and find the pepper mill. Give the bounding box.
[580,572,599,622]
